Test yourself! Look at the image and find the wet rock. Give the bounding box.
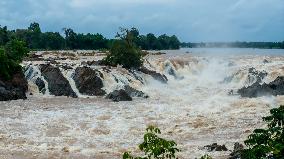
[124,85,149,98]
[204,143,228,152]
[246,67,267,84]
[35,77,46,94]
[238,76,284,98]
[263,59,269,64]
[106,89,132,102]
[40,64,77,97]
[0,71,28,101]
[139,67,168,83]
[229,142,244,159]
[73,67,106,96]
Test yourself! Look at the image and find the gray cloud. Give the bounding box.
[0,0,283,42]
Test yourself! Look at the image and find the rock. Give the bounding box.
[263,59,269,64]
[238,76,284,98]
[139,67,168,83]
[35,77,46,94]
[124,85,149,98]
[204,143,228,152]
[73,67,106,96]
[246,67,267,84]
[0,71,28,101]
[106,89,132,102]
[229,142,244,159]
[40,64,77,97]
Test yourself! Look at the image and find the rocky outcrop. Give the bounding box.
[204,143,228,152]
[106,89,132,102]
[229,142,244,159]
[124,85,148,98]
[139,67,168,83]
[0,71,28,101]
[73,67,106,96]
[40,64,77,97]
[35,77,46,94]
[238,76,284,98]
[246,67,267,84]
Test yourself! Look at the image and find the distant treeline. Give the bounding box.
[0,23,180,51]
[181,42,284,49]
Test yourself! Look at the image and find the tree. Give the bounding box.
[0,26,9,45]
[63,28,78,49]
[123,126,180,159]
[103,28,143,69]
[28,22,42,49]
[241,106,284,159]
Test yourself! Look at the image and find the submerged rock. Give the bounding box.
[106,89,132,102]
[40,64,77,98]
[246,67,267,84]
[0,71,28,101]
[139,67,168,83]
[73,67,106,96]
[238,76,284,98]
[204,143,228,152]
[124,85,149,98]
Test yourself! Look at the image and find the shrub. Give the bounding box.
[0,39,28,80]
[241,106,284,159]
[123,126,180,159]
[200,154,213,159]
[103,28,143,69]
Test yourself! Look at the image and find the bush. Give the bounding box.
[103,28,143,69]
[241,106,284,159]
[123,126,180,159]
[0,39,28,80]
[200,154,213,159]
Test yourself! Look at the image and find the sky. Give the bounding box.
[0,0,283,42]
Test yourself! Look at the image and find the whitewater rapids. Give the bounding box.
[0,49,284,159]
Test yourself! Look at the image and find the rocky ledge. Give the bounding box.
[238,76,284,98]
[0,71,28,101]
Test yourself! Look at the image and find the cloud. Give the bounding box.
[0,0,283,42]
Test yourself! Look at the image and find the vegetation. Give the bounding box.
[0,23,180,51]
[200,154,213,159]
[123,126,180,159]
[181,42,284,49]
[241,105,284,159]
[103,28,143,69]
[0,39,29,79]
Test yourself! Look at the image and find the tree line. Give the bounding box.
[0,23,181,51]
[181,42,284,49]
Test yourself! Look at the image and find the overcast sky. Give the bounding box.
[0,0,283,42]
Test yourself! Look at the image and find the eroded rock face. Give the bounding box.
[73,67,106,96]
[0,71,28,101]
[106,89,132,102]
[40,64,77,98]
[246,67,267,84]
[204,143,228,152]
[139,67,168,83]
[229,142,244,159]
[238,76,284,98]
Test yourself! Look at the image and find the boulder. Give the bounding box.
[204,143,228,152]
[40,64,77,97]
[139,67,168,83]
[106,89,132,102]
[73,67,106,96]
[35,77,46,94]
[229,142,244,159]
[0,71,28,101]
[238,76,284,98]
[124,85,149,98]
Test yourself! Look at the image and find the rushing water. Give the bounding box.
[0,49,284,159]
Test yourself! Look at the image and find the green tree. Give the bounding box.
[0,26,9,45]
[63,28,78,49]
[103,28,143,69]
[241,106,284,159]
[123,126,180,159]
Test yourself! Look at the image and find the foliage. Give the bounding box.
[0,40,29,79]
[103,28,143,69]
[123,126,180,159]
[200,154,213,159]
[241,105,284,159]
